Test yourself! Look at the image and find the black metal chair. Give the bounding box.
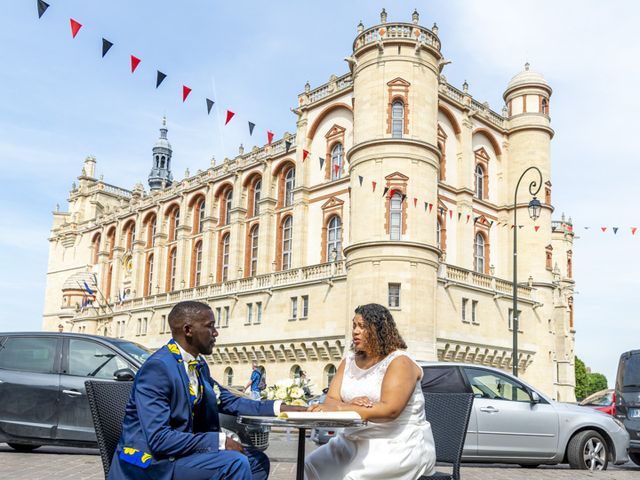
[420,392,474,480]
[85,380,133,478]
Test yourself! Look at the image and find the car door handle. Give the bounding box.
[62,389,83,397]
[479,406,499,413]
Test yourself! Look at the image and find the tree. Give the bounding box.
[575,356,609,400]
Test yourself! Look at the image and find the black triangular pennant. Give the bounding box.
[206,98,215,115]
[285,141,291,153]
[37,0,49,18]
[458,212,462,221]
[248,122,255,135]
[382,187,389,197]
[156,71,167,88]
[401,194,407,202]
[358,175,363,186]
[474,217,479,224]
[613,227,619,234]
[101,38,113,57]
[319,157,325,169]
[424,202,428,211]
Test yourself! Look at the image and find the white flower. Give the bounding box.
[289,386,305,399]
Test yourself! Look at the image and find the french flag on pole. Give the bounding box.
[83,281,94,296]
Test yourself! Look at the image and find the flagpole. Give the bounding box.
[92,273,114,313]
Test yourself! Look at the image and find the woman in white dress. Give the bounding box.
[305,303,436,480]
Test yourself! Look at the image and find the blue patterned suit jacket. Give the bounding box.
[108,345,276,480]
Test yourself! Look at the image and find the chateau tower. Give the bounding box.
[148,116,174,191]
[345,9,443,358]
[503,64,554,282]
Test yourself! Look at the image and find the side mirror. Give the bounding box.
[114,368,135,382]
[530,390,541,404]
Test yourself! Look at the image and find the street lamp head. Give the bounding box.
[528,197,542,221]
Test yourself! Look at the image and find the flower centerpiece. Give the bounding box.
[263,379,308,406]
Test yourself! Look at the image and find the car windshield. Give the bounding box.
[113,340,153,364]
[580,390,612,406]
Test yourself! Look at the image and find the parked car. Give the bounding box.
[615,349,640,466]
[579,389,616,416]
[308,393,343,445]
[0,332,269,451]
[308,361,629,470]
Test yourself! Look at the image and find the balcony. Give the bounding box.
[439,263,534,300]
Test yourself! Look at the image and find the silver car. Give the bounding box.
[419,362,629,470]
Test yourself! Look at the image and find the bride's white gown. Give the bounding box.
[305,350,436,480]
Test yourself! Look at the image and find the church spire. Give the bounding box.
[148,116,173,191]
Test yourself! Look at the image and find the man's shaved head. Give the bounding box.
[168,301,212,334]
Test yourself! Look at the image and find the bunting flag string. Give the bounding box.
[248,122,255,135]
[383,187,389,197]
[37,0,49,18]
[70,18,82,38]
[156,71,167,88]
[372,181,377,192]
[285,141,291,153]
[267,131,274,145]
[424,202,428,212]
[358,175,363,186]
[130,55,141,73]
[206,98,215,115]
[413,198,418,208]
[320,157,325,170]
[182,85,192,102]
[633,227,638,236]
[429,204,433,214]
[334,165,340,177]
[302,150,309,161]
[225,110,235,125]
[101,38,113,57]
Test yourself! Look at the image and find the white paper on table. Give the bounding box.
[278,411,362,421]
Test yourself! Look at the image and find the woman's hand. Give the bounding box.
[348,396,374,408]
[307,402,345,412]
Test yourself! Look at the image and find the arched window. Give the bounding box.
[331,143,343,180]
[160,156,165,169]
[125,222,136,250]
[145,254,154,296]
[105,264,113,301]
[541,98,549,115]
[436,220,441,250]
[107,228,116,259]
[327,216,342,261]
[197,200,206,233]
[225,190,233,225]
[325,364,337,387]
[167,247,177,291]
[250,225,259,277]
[392,100,404,138]
[193,242,203,286]
[475,165,485,199]
[253,180,261,217]
[390,193,402,240]
[222,233,230,282]
[91,234,101,264]
[474,233,486,273]
[284,168,295,207]
[281,216,293,270]
[169,207,180,242]
[146,216,156,247]
[291,364,302,381]
[224,367,233,386]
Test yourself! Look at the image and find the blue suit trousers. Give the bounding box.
[172,447,269,480]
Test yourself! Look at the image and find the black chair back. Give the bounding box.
[422,392,474,480]
[85,380,133,478]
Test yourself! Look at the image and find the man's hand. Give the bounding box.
[280,403,307,412]
[225,437,245,453]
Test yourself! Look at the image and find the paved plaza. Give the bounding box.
[1,438,639,480]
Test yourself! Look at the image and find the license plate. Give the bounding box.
[629,408,640,418]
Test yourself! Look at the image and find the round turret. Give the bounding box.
[148,116,174,191]
[503,63,552,118]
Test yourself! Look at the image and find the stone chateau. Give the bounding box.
[43,9,576,400]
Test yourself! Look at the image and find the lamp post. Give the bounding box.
[512,166,543,377]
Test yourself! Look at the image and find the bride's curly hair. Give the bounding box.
[353,303,407,357]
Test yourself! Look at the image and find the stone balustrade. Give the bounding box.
[440,263,533,300]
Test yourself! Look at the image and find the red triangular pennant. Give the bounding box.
[429,203,433,214]
[303,149,309,161]
[372,181,377,192]
[449,210,453,219]
[466,214,470,223]
[534,226,540,232]
[567,225,573,232]
[130,55,141,73]
[389,189,395,198]
[70,18,82,38]
[225,110,235,125]
[267,131,274,145]
[632,227,638,236]
[601,227,607,233]
[182,85,192,102]
[511,225,515,229]
[334,165,340,176]
[413,198,417,207]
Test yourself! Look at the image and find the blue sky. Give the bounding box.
[0,0,637,386]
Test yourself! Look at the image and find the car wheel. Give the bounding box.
[629,452,640,466]
[7,443,41,452]
[519,464,540,468]
[567,430,608,471]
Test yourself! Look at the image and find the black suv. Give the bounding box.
[615,349,640,466]
[0,332,268,451]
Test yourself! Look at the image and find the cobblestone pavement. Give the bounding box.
[1,443,638,479]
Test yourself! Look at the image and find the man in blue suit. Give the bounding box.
[109,300,305,479]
